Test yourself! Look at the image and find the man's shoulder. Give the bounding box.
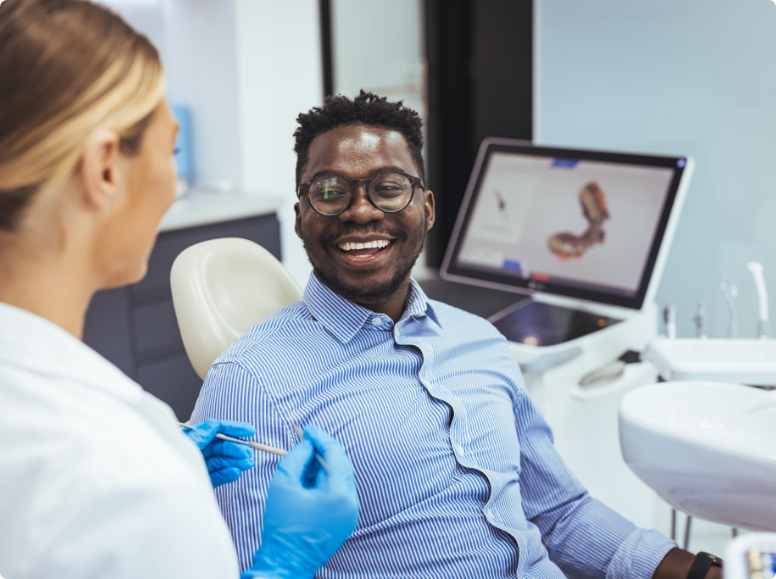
[212,300,325,368]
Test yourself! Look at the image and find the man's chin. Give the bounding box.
[313,267,409,306]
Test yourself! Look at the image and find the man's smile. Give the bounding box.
[331,238,395,265]
[335,236,394,258]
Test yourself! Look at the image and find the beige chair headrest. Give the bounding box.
[170,238,303,380]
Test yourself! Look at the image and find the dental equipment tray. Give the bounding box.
[489,300,621,347]
[643,339,776,386]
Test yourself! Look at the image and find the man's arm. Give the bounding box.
[191,361,291,572]
[507,349,724,579]
[508,351,677,579]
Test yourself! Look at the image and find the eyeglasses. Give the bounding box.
[298,170,425,217]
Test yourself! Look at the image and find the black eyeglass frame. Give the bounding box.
[297,170,425,216]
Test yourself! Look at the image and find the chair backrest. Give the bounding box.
[170,238,303,380]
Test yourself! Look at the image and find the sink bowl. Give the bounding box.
[619,381,776,531]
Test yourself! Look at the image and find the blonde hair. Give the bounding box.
[0,0,165,230]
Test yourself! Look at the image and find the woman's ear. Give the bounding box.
[80,129,124,210]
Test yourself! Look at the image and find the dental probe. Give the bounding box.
[178,422,333,475]
[179,422,287,457]
[294,425,332,475]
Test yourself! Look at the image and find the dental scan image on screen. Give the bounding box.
[456,153,675,297]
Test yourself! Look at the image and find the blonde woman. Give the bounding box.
[0,1,358,578]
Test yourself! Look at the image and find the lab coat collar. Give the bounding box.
[0,301,144,403]
[303,273,441,344]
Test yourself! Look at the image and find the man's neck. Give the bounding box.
[316,273,412,324]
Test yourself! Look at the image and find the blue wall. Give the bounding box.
[537,0,776,337]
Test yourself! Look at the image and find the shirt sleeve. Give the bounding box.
[507,348,677,579]
[192,361,293,573]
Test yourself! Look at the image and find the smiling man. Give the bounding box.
[192,92,719,579]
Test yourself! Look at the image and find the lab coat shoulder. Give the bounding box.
[0,354,239,578]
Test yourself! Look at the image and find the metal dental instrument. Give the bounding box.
[179,422,332,475]
[693,302,707,339]
[579,350,641,388]
[720,278,738,339]
[294,425,332,475]
[663,305,676,339]
[747,262,770,339]
[179,422,287,457]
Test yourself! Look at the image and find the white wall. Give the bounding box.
[332,0,426,117]
[102,0,322,288]
[104,0,243,188]
[164,0,243,188]
[233,0,322,288]
[537,0,776,338]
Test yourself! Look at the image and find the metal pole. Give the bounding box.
[671,509,677,541]
[683,515,692,550]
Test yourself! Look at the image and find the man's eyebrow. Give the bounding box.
[305,165,409,182]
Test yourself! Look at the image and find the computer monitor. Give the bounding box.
[441,138,694,312]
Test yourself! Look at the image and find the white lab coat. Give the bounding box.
[0,302,240,578]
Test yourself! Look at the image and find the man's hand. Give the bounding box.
[653,548,724,579]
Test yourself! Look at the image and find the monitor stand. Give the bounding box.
[489,299,622,348]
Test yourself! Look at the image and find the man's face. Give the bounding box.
[295,124,435,305]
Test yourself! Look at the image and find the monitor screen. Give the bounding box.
[441,139,692,310]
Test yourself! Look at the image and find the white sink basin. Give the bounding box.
[619,381,776,531]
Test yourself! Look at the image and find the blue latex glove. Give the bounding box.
[241,424,360,579]
[182,419,256,488]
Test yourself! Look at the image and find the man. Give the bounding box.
[192,91,720,579]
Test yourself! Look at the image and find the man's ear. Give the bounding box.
[80,129,123,211]
[423,190,436,230]
[294,201,303,239]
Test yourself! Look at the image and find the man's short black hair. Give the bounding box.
[293,90,425,189]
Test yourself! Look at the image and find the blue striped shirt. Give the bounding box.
[192,274,675,579]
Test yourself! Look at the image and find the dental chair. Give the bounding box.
[170,238,303,380]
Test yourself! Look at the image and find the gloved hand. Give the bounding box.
[241,424,360,579]
[182,419,256,488]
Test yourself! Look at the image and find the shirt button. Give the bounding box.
[485,507,494,519]
[371,318,382,326]
[456,444,465,455]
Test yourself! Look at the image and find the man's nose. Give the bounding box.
[339,184,384,224]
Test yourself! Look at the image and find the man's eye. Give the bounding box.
[313,187,348,201]
[374,185,406,198]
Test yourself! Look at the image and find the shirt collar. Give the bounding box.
[303,273,441,343]
[0,301,143,402]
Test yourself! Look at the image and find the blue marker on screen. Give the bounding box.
[551,158,579,168]
[171,104,193,184]
[503,260,522,273]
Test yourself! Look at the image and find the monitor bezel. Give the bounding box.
[440,138,691,311]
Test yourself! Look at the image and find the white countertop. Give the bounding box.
[159,189,284,232]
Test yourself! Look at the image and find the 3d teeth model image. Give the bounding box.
[547,180,610,261]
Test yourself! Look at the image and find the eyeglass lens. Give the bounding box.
[308,172,413,215]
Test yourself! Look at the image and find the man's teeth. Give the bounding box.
[338,240,391,252]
